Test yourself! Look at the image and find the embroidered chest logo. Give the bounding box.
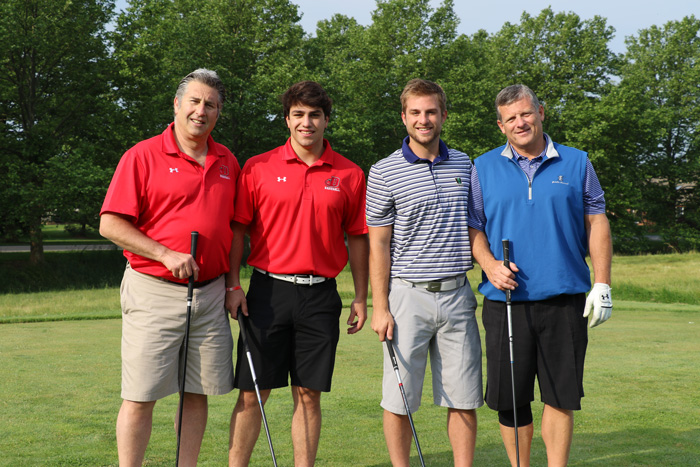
[324,176,341,192]
[277,177,287,182]
[455,177,462,185]
[552,175,569,186]
[219,165,230,179]
[169,168,179,173]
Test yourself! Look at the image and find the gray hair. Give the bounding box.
[175,68,226,109]
[495,84,541,120]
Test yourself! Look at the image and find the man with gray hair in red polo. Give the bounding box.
[100,68,239,466]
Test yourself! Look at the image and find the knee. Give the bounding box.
[293,386,322,407]
[183,392,207,407]
[498,404,533,427]
[120,400,156,421]
[237,389,267,409]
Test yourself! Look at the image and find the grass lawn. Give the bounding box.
[0,254,699,465]
[0,224,109,246]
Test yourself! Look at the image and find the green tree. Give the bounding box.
[306,0,460,170]
[440,30,504,157]
[486,8,618,145]
[111,0,307,162]
[0,0,117,262]
[611,16,700,251]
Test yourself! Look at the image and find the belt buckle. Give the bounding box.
[293,274,313,286]
[426,281,442,292]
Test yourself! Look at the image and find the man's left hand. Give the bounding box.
[347,298,367,334]
[583,283,612,328]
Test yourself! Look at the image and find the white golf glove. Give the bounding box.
[583,283,613,328]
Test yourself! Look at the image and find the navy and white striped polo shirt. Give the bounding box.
[366,137,473,282]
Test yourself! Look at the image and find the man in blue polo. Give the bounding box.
[468,84,613,466]
[367,78,483,467]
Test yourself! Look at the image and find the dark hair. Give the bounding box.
[495,84,541,120]
[175,68,226,108]
[281,81,332,118]
[400,79,447,114]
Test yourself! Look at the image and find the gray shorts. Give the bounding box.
[120,265,234,401]
[381,277,484,414]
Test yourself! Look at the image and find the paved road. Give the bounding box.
[0,244,120,253]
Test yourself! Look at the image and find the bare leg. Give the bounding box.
[541,404,573,467]
[383,410,413,467]
[291,386,322,467]
[117,400,156,467]
[173,393,208,467]
[447,408,477,467]
[229,389,270,467]
[499,422,534,467]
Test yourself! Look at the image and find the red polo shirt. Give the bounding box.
[234,138,367,278]
[101,123,240,282]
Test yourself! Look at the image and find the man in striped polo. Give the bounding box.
[367,78,483,467]
[468,84,612,466]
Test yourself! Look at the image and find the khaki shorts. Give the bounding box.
[120,264,234,401]
[382,277,484,414]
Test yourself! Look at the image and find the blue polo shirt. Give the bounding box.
[366,137,473,281]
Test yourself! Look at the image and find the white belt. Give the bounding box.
[400,274,466,292]
[255,268,330,286]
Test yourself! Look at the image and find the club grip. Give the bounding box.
[386,339,400,369]
[190,231,199,258]
[238,311,251,353]
[502,238,510,269]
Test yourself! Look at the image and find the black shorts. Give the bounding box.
[482,294,588,411]
[234,270,342,392]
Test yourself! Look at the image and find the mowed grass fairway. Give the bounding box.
[0,254,699,465]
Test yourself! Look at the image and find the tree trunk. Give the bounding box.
[29,219,44,264]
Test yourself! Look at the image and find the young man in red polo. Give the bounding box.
[226,81,369,467]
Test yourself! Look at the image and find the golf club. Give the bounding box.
[386,338,426,467]
[176,231,198,467]
[238,311,278,467]
[502,238,520,467]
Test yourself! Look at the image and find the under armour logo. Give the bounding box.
[601,293,610,300]
[169,168,179,173]
[277,177,287,182]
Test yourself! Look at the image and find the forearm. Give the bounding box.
[586,214,612,285]
[469,227,497,271]
[347,234,369,301]
[226,222,247,288]
[99,213,170,262]
[368,226,392,313]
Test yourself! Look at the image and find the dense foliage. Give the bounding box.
[1,0,698,259]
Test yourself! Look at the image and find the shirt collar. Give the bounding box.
[500,133,559,160]
[401,136,450,164]
[282,137,335,166]
[162,122,224,158]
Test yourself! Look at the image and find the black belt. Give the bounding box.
[160,275,221,288]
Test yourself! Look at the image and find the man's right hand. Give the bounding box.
[226,289,247,319]
[371,307,395,342]
[483,257,519,292]
[161,250,199,281]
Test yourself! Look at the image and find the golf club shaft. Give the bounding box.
[239,312,278,467]
[502,239,520,467]
[176,231,198,466]
[386,339,426,467]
